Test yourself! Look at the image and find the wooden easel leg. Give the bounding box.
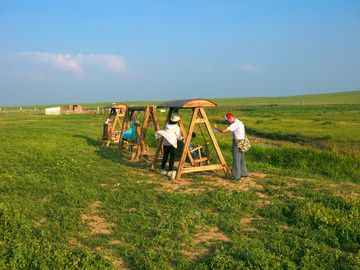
[151,108,172,170]
[175,108,199,180]
[200,108,231,178]
[135,106,150,160]
[118,106,130,151]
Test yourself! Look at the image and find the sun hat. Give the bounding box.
[105,118,114,124]
[134,120,140,126]
[170,113,181,122]
[224,113,233,123]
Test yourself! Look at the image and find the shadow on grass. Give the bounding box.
[74,134,155,172]
[246,128,331,144]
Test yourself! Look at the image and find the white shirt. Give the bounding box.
[227,118,245,140]
[155,123,183,148]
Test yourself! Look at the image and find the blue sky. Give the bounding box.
[1,0,359,106]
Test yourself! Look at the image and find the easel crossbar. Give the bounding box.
[181,164,225,173]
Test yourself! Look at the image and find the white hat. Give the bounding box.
[170,113,180,122]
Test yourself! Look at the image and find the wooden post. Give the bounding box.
[118,106,130,150]
[175,108,199,180]
[106,107,123,147]
[151,108,172,169]
[134,106,150,160]
[199,107,231,178]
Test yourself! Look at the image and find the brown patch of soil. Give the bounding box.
[109,240,123,245]
[248,172,267,179]
[72,202,127,269]
[193,226,231,244]
[81,201,115,235]
[180,226,231,260]
[240,216,264,231]
[153,172,265,194]
[36,217,47,226]
[334,192,359,200]
[104,255,126,270]
[257,199,272,208]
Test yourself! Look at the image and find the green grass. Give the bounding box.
[2,90,359,111]
[0,106,359,269]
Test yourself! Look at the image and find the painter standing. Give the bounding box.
[213,113,248,181]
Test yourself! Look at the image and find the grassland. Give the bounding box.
[0,93,359,269]
[2,90,359,111]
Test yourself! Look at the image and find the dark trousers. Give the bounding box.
[161,145,176,171]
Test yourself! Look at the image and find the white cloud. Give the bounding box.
[238,64,260,73]
[80,54,126,72]
[11,52,127,78]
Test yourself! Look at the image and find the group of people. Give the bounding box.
[156,112,248,181]
[106,111,249,181]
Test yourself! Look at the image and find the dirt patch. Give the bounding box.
[180,226,231,260]
[334,192,359,200]
[104,255,126,270]
[36,217,47,226]
[257,199,272,208]
[194,226,231,244]
[240,216,264,231]
[81,201,115,235]
[72,202,128,269]
[152,172,265,194]
[109,240,123,245]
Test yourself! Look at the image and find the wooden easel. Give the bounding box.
[101,104,126,146]
[151,99,231,180]
[118,105,161,160]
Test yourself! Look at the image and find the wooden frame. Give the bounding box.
[118,105,160,160]
[151,99,231,180]
[100,104,126,147]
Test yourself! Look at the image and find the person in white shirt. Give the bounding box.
[213,113,248,181]
[155,113,183,179]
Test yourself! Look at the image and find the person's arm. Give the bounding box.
[176,126,184,140]
[213,124,230,133]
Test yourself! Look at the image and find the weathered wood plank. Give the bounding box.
[181,164,224,173]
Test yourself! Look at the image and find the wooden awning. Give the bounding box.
[157,99,217,108]
[127,106,148,111]
[104,104,127,109]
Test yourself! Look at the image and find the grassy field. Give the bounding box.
[2,90,359,111]
[0,94,359,269]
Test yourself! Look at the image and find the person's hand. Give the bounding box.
[213,124,218,129]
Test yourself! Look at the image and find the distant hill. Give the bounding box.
[3,90,359,110]
[211,90,360,106]
[77,90,360,109]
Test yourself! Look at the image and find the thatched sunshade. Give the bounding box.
[157,99,217,108]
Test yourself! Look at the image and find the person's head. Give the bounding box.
[224,113,235,124]
[191,132,196,141]
[134,120,140,126]
[170,113,180,124]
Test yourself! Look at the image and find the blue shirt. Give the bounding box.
[122,125,137,140]
[189,142,197,158]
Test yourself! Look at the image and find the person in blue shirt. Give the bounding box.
[122,120,140,141]
[189,132,197,158]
